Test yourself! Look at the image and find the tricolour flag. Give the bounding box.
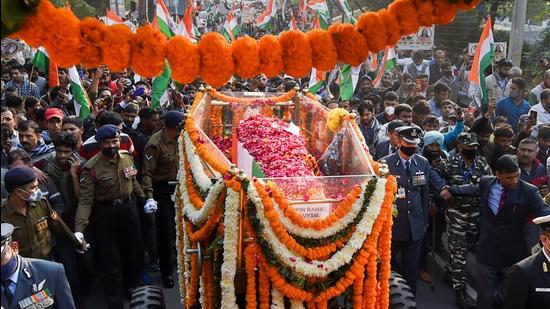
[151,0,175,110]
[468,16,494,106]
[68,67,91,119]
[307,0,330,29]
[32,47,59,87]
[180,4,199,42]
[221,13,240,42]
[308,67,325,94]
[339,65,361,101]
[373,47,397,87]
[105,9,123,26]
[289,14,298,31]
[255,0,278,30]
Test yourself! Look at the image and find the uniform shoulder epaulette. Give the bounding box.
[146,131,162,147]
[119,150,132,156]
[83,155,101,169]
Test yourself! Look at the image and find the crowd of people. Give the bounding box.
[1,43,550,309]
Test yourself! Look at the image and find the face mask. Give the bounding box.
[1,255,18,278]
[400,145,417,157]
[101,146,119,157]
[461,148,477,160]
[424,150,440,162]
[509,90,519,99]
[18,188,43,202]
[385,106,395,116]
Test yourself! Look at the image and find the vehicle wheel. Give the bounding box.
[389,271,417,308]
[130,285,165,309]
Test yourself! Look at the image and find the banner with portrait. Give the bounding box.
[396,26,435,50]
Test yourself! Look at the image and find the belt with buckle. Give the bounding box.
[96,196,132,207]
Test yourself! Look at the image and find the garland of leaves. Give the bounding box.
[11,0,481,87]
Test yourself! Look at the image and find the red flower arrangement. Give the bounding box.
[131,25,167,77]
[101,24,133,72]
[258,35,284,78]
[199,32,234,87]
[328,23,369,67]
[79,17,106,68]
[232,36,261,79]
[279,31,312,78]
[355,12,386,53]
[306,29,337,72]
[167,36,200,84]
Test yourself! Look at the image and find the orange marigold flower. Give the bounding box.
[356,12,386,53]
[198,32,234,87]
[306,29,337,71]
[328,23,369,67]
[167,36,200,84]
[279,31,312,78]
[232,36,261,79]
[101,24,133,72]
[388,0,420,36]
[378,9,401,47]
[14,0,56,47]
[258,35,284,78]
[79,18,106,68]
[432,1,458,25]
[44,7,81,68]
[414,0,436,26]
[131,25,167,77]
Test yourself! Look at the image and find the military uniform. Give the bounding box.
[435,133,492,294]
[1,196,80,260]
[141,128,178,284]
[1,223,76,309]
[75,125,145,309]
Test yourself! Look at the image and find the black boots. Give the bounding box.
[455,289,476,309]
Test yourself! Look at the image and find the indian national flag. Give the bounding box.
[373,47,397,87]
[308,67,325,94]
[32,47,59,87]
[307,0,330,29]
[68,67,91,119]
[338,0,356,23]
[105,9,123,26]
[468,16,494,106]
[339,64,361,101]
[255,0,278,30]
[289,14,298,31]
[180,4,199,42]
[151,0,174,109]
[221,13,240,42]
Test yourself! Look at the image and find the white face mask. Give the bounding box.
[18,188,43,202]
[385,106,395,116]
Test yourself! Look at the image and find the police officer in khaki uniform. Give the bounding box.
[74,124,145,309]
[0,166,84,260]
[141,111,184,288]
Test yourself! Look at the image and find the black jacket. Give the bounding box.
[503,250,550,309]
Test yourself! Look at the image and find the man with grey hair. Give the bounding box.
[504,66,523,97]
[529,69,550,106]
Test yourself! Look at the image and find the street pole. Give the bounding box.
[508,0,527,67]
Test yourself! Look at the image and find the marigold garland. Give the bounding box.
[167,36,200,84]
[101,24,133,72]
[353,264,365,309]
[306,29,338,72]
[244,243,257,309]
[378,9,402,47]
[13,0,56,47]
[328,24,369,67]
[78,17,105,68]
[232,36,261,79]
[188,248,199,306]
[389,0,421,36]
[259,263,271,309]
[433,0,458,24]
[42,7,81,68]
[258,35,284,78]
[414,0,436,26]
[199,32,234,87]
[184,192,225,242]
[355,12,386,55]
[131,25,166,77]
[209,88,296,104]
[279,31,312,78]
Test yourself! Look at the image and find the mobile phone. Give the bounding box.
[530,110,538,120]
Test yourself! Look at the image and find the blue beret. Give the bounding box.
[95,124,121,141]
[4,166,37,193]
[163,111,184,129]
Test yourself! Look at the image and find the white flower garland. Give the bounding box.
[290,299,305,309]
[248,178,387,277]
[199,276,204,308]
[180,177,225,225]
[183,131,216,192]
[220,188,240,308]
[271,287,285,309]
[271,182,369,239]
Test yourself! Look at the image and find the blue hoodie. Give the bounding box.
[18,138,54,163]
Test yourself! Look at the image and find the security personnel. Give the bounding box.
[381,125,441,296]
[74,124,145,309]
[503,215,550,309]
[435,132,492,308]
[1,223,76,309]
[1,166,84,259]
[141,111,184,288]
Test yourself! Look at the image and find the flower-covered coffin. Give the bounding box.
[175,88,397,308]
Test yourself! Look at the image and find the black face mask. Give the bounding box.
[478,140,488,148]
[400,145,417,157]
[424,150,441,162]
[101,146,119,157]
[461,148,477,160]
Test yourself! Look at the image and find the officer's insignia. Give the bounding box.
[50,211,58,221]
[124,165,138,178]
[32,279,46,293]
[145,154,153,161]
[411,128,418,137]
[34,218,48,232]
[18,288,54,308]
[544,261,548,273]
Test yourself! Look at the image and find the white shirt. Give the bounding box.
[530,104,550,125]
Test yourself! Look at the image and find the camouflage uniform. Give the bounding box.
[435,136,493,292]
